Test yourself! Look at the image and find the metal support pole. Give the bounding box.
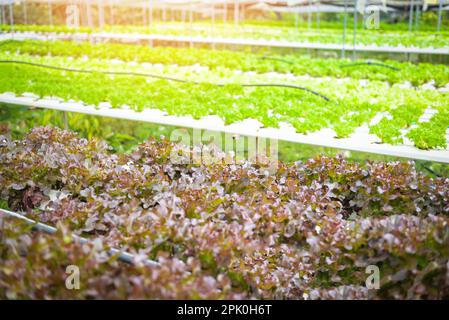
[342,0,348,59]
[9,4,14,33]
[211,2,216,50]
[223,2,227,23]
[409,0,414,32]
[307,0,311,29]
[362,0,367,29]
[1,6,5,26]
[189,3,193,47]
[48,0,53,26]
[98,0,105,29]
[181,5,185,24]
[87,1,93,28]
[211,2,215,39]
[63,111,68,130]
[414,1,420,31]
[149,0,153,28]
[353,0,358,60]
[110,0,114,25]
[23,1,28,25]
[9,3,13,33]
[148,0,153,46]
[437,0,443,32]
[68,0,79,32]
[234,0,239,29]
[241,1,244,25]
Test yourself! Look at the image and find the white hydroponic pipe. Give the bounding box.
[3,28,448,55]
[0,208,159,267]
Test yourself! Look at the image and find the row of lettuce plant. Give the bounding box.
[0,126,448,299]
[2,23,449,48]
[1,40,449,86]
[0,52,448,149]
[4,14,447,31]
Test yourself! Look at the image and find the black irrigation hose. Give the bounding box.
[260,55,400,73]
[241,83,329,101]
[421,165,441,178]
[0,60,331,101]
[341,61,400,71]
[0,208,159,267]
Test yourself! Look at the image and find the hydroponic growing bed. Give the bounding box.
[2,27,449,57]
[2,22,449,55]
[0,40,448,156]
[1,0,449,302]
[1,126,449,300]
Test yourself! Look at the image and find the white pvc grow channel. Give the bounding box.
[1,92,449,164]
[2,31,449,56]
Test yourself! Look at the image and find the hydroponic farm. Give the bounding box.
[0,0,449,303]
